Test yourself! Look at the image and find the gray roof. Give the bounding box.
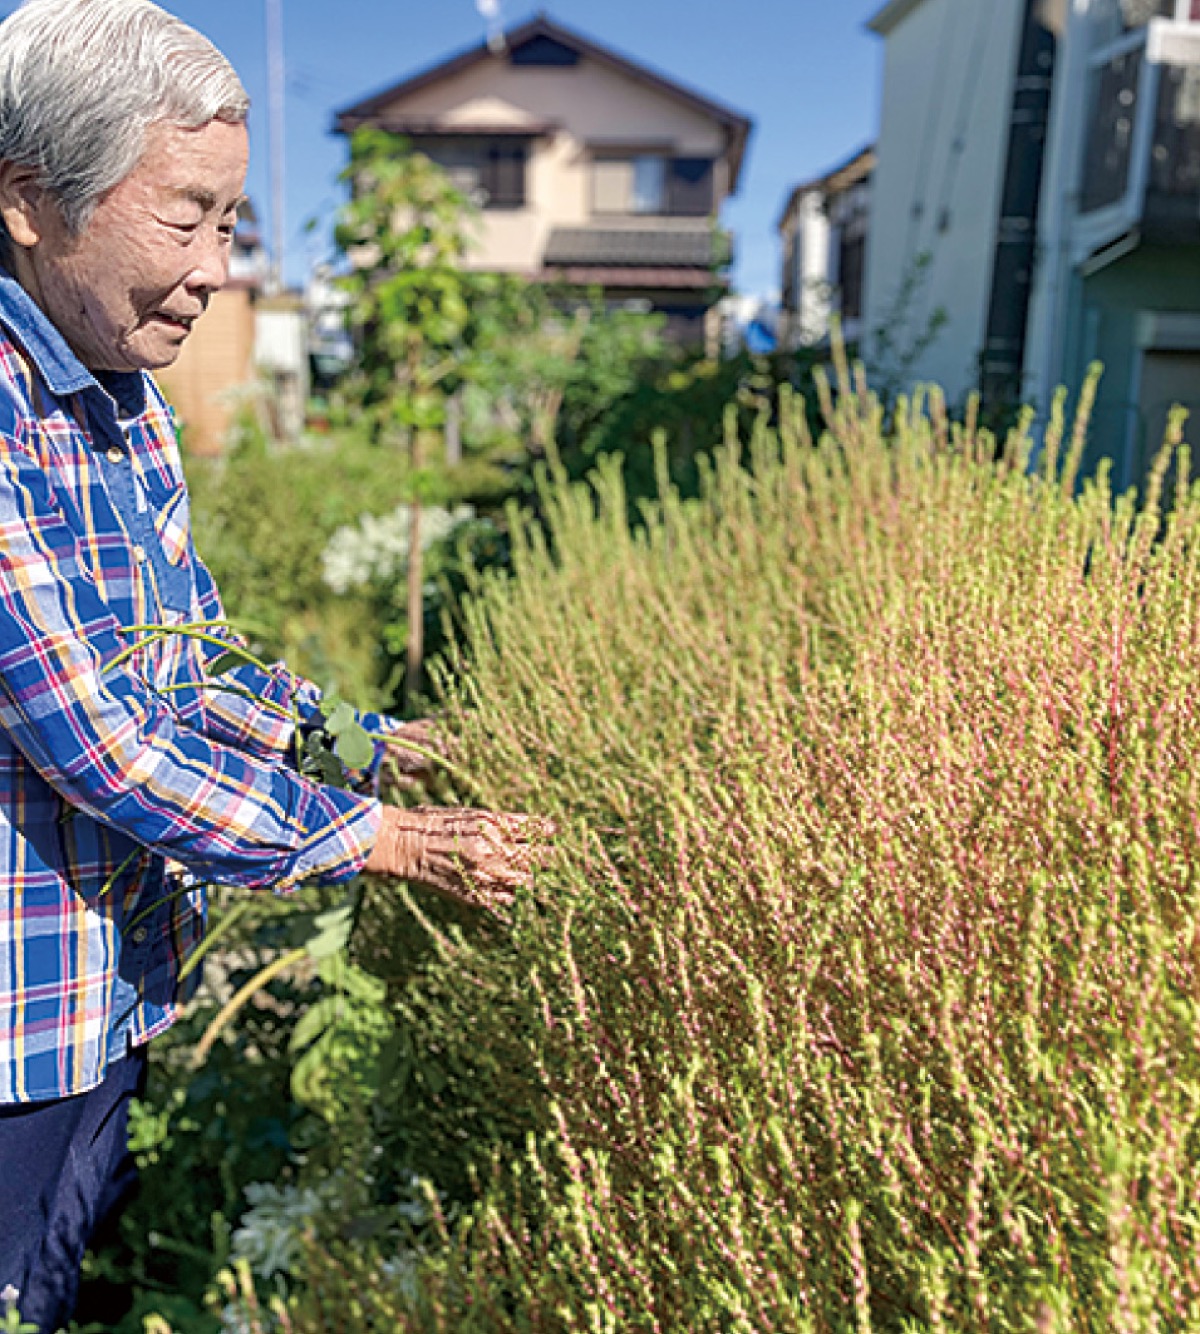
[543,226,719,268]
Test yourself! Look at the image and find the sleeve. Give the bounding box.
[190,548,403,787]
[0,437,381,891]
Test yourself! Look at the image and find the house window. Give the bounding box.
[667,158,715,216]
[838,232,866,322]
[633,157,667,212]
[421,139,528,209]
[593,155,664,214]
[483,143,528,208]
[509,35,580,65]
[591,155,715,216]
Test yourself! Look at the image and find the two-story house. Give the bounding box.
[333,15,752,348]
[864,0,1200,489]
[778,145,875,349]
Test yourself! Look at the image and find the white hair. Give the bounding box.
[0,0,249,239]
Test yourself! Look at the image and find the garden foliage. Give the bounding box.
[270,363,1200,1330]
[116,349,1200,1333]
[184,421,415,709]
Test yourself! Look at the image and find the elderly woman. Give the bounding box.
[0,1,537,1327]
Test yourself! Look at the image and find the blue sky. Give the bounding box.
[28,0,889,298]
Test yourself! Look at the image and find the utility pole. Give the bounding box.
[266,0,285,293]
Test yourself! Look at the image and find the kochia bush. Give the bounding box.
[303,368,1200,1331]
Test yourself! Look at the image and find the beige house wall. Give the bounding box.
[155,286,256,457]
[377,55,732,273]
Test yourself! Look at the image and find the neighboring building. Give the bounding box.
[333,14,753,348]
[863,0,1054,404]
[778,145,875,348]
[864,0,1200,490]
[1025,0,1200,487]
[256,291,311,443]
[156,203,311,453]
[306,263,354,390]
[156,208,268,457]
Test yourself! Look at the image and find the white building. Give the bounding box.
[864,0,1048,400]
[778,145,874,348]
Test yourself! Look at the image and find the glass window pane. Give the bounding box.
[633,156,666,213]
[423,144,482,197]
[484,144,527,208]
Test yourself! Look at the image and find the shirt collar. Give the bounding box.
[0,269,146,415]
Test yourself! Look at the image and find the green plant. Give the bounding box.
[335,130,529,706]
[862,250,949,404]
[184,422,415,708]
[259,366,1200,1331]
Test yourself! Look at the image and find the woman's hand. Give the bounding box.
[379,719,442,792]
[365,804,550,913]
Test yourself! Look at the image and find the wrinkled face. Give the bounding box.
[4,118,249,372]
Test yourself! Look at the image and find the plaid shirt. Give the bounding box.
[0,273,385,1103]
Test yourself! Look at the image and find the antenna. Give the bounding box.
[477,0,506,52]
[266,0,286,292]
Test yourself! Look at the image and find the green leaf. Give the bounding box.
[290,996,347,1054]
[301,733,346,787]
[207,648,253,677]
[322,700,357,736]
[335,721,376,771]
[305,900,355,961]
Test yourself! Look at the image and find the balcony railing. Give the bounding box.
[1079,12,1200,247]
[1144,55,1200,233]
[1081,41,1144,213]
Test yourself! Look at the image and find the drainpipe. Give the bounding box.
[980,0,1060,410]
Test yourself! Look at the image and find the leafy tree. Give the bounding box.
[334,129,518,705]
[460,287,667,470]
[331,131,680,702]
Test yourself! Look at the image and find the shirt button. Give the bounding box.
[106,445,124,464]
[133,545,147,564]
[131,926,149,944]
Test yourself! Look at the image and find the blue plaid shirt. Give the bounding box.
[0,272,385,1102]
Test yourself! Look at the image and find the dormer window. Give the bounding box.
[509,34,580,66]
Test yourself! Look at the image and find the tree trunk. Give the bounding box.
[445,392,462,467]
[405,495,423,707]
[405,416,424,708]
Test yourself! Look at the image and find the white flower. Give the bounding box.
[229,1180,325,1281]
[321,504,475,595]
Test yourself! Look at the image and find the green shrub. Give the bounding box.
[261,366,1200,1332]
[184,420,416,708]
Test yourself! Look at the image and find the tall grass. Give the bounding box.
[318,367,1200,1331]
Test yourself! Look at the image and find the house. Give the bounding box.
[864,0,1200,490]
[333,14,753,349]
[1024,0,1200,488]
[778,145,875,349]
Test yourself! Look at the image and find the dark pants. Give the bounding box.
[0,1049,146,1333]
